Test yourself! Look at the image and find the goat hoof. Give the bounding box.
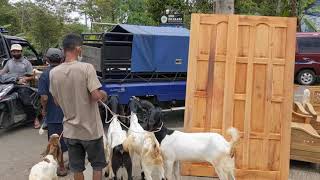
[141,172,145,180]
[104,171,109,177]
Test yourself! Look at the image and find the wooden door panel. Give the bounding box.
[183,14,296,180]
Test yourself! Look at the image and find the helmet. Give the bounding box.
[45,48,63,63]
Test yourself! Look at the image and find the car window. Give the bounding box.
[298,37,320,53]
[22,44,37,60]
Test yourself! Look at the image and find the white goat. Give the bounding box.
[124,108,165,180]
[147,108,240,180]
[29,155,58,180]
[106,115,132,179]
[29,134,62,180]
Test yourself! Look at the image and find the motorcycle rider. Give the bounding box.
[0,44,40,128]
[38,48,68,176]
[0,44,33,83]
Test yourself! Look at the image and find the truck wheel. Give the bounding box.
[297,69,316,85]
[136,100,155,123]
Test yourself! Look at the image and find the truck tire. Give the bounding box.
[136,100,155,123]
[297,69,316,85]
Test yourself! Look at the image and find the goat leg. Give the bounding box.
[141,170,145,180]
[173,161,181,180]
[139,158,145,180]
[141,162,152,180]
[164,161,174,180]
[158,165,165,180]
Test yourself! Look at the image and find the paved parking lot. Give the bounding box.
[0,111,319,180]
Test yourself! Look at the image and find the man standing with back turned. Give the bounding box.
[50,33,107,180]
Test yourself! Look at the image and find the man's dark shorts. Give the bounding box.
[47,123,67,152]
[64,137,106,172]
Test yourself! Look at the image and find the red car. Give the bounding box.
[295,32,320,85]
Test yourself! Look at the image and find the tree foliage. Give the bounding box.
[0,0,21,34]
[0,0,88,53]
[0,0,317,53]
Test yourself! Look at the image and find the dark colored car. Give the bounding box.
[295,32,320,85]
[0,31,43,68]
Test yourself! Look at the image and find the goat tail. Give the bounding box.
[227,127,240,157]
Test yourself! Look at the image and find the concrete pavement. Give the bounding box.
[0,111,319,179]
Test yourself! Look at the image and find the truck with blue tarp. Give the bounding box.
[82,24,189,113]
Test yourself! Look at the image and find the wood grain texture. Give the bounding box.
[183,14,297,180]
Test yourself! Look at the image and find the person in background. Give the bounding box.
[38,48,68,176]
[0,43,40,128]
[0,44,33,82]
[50,33,107,180]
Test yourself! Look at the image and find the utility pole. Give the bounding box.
[21,0,25,33]
[213,0,234,14]
[85,13,88,28]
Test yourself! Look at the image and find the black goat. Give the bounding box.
[111,144,133,180]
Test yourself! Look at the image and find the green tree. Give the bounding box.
[0,0,21,34]
[63,23,88,35]
[77,0,123,23]
[146,0,187,25]
[296,0,317,31]
[29,7,63,52]
[120,0,156,25]
[1,1,88,52]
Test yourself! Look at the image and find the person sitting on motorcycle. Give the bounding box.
[0,44,34,84]
[0,43,40,128]
[38,48,68,176]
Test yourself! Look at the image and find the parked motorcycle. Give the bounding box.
[0,74,40,129]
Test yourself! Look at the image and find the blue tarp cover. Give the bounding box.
[111,24,189,73]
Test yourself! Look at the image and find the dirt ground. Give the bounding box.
[0,111,319,180]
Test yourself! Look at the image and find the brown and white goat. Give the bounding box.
[29,134,62,180]
[105,115,133,180]
[124,99,165,180]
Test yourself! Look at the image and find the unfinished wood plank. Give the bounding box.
[200,14,229,25]
[204,25,217,132]
[210,61,226,130]
[184,14,201,131]
[222,15,238,136]
[243,25,255,169]
[262,25,273,170]
[239,15,289,27]
[280,17,297,180]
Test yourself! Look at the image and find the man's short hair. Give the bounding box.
[62,33,83,51]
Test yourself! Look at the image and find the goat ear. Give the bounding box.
[43,157,50,163]
[41,144,50,157]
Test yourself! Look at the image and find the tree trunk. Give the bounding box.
[290,0,301,31]
[291,0,297,17]
[213,0,234,14]
[276,0,282,15]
